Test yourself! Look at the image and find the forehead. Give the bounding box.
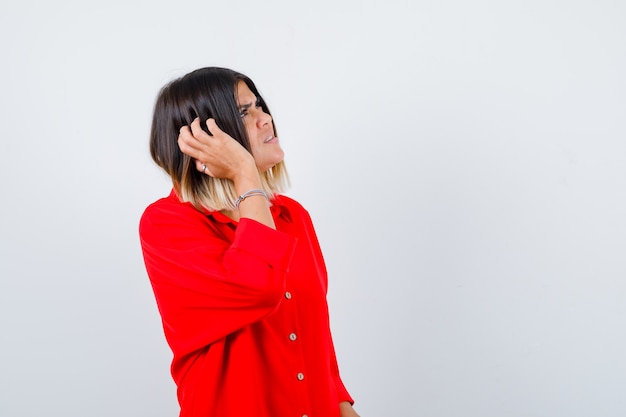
[235,81,256,105]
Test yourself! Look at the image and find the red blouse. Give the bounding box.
[139,190,353,417]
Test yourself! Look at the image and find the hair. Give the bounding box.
[149,67,289,211]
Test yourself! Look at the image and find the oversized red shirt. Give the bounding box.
[139,190,353,417]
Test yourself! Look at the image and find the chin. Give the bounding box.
[257,154,284,171]
[259,159,284,172]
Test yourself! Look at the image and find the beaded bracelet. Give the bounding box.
[234,189,269,209]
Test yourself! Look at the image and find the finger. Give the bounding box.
[206,118,223,136]
[195,160,212,176]
[179,124,191,135]
[178,126,204,157]
[189,117,206,139]
[179,122,198,145]
[177,135,196,157]
[178,124,193,144]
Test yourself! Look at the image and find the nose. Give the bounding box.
[256,109,272,129]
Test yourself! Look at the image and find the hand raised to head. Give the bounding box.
[177,118,256,181]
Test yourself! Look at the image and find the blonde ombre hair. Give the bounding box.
[150,67,289,211]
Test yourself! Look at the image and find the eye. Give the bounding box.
[255,97,262,108]
[239,109,248,119]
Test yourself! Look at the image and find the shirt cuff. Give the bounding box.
[335,376,354,405]
[231,218,297,272]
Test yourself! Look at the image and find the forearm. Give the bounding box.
[232,168,275,229]
[177,117,276,230]
[340,401,360,417]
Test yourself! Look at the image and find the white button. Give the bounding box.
[297,372,304,381]
[285,291,292,300]
[289,333,297,341]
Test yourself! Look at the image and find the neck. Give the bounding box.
[221,209,240,222]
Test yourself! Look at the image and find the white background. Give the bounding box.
[1,0,625,416]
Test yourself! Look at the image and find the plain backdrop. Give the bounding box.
[1,1,625,416]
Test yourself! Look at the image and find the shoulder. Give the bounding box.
[272,194,319,229]
[272,194,307,213]
[272,194,313,220]
[141,192,196,220]
[139,191,207,237]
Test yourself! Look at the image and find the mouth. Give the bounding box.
[264,134,276,143]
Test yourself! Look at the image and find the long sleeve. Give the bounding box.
[139,197,297,355]
[139,192,353,417]
[330,331,354,404]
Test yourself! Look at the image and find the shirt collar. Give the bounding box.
[168,189,291,225]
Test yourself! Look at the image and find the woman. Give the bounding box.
[139,67,359,417]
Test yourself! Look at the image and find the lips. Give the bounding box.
[264,134,275,143]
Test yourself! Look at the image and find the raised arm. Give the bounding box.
[177,117,274,228]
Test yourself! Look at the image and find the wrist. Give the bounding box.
[232,167,262,195]
[234,189,268,209]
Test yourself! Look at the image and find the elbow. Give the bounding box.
[247,268,286,312]
[224,249,289,312]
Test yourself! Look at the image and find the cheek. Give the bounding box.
[249,139,259,152]
[243,121,255,138]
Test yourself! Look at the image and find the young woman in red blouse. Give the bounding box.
[139,67,359,417]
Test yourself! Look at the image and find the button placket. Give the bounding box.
[284,287,308,412]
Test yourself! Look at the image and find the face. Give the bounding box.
[236,81,284,172]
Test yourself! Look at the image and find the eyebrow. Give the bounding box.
[238,102,253,112]
[238,97,261,112]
